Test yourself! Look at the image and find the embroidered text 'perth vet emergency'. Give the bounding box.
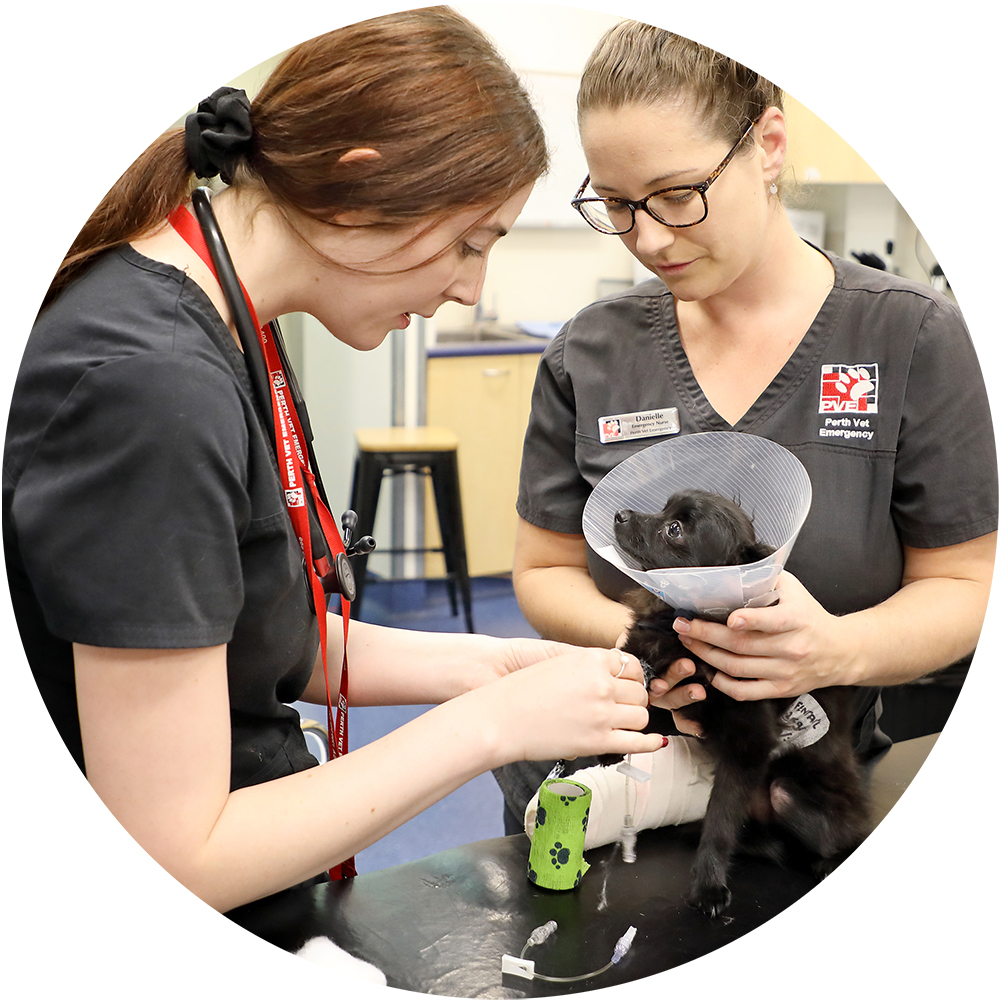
[598,408,680,444]
[818,364,878,442]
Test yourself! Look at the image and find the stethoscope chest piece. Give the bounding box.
[324,551,356,603]
[321,512,376,601]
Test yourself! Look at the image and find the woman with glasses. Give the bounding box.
[495,19,996,835]
[4,8,666,915]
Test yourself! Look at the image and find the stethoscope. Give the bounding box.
[189,186,375,601]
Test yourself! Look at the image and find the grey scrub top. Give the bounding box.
[493,252,996,824]
[517,252,997,618]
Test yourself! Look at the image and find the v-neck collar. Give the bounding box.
[652,249,850,432]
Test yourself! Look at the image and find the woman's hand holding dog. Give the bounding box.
[668,571,857,701]
[673,536,995,698]
[645,657,709,736]
[473,647,665,764]
[621,630,708,737]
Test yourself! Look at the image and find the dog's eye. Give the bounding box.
[667,521,683,539]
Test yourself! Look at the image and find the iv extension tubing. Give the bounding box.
[502,920,638,983]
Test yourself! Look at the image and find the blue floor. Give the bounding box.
[291,575,539,874]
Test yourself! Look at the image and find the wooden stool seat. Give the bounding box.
[355,427,459,453]
[348,427,474,631]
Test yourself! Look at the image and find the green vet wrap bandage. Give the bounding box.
[527,778,592,890]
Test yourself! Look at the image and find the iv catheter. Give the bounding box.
[617,753,651,863]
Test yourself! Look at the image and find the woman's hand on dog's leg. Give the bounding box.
[480,648,666,763]
[614,629,705,736]
[647,658,705,737]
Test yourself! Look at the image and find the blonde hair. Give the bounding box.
[578,20,782,149]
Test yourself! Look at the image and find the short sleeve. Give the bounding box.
[12,352,251,648]
[892,298,998,548]
[516,332,591,535]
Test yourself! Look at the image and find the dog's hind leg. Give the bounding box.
[768,751,872,881]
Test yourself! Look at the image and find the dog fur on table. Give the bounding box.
[612,489,871,919]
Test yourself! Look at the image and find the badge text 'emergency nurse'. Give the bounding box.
[598,408,680,444]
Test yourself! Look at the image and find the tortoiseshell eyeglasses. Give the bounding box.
[571,120,756,234]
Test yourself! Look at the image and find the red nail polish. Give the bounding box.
[661,736,670,748]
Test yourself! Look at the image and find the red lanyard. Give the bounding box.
[169,204,355,880]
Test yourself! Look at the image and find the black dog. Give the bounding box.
[614,489,871,918]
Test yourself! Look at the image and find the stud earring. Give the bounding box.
[768,177,778,195]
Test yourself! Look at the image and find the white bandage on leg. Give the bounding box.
[524,738,716,851]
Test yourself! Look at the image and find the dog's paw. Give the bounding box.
[810,851,850,882]
[811,858,837,881]
[685,881,732,919]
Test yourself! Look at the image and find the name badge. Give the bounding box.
[598,408,680,444]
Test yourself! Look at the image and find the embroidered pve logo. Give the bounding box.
[819,364,879,414]
[601,418,622,440]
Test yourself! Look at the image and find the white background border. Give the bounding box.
[4,2,993,998]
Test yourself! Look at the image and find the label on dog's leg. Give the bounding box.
[773,694,830,756]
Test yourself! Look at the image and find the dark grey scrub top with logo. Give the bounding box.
[4,247,321,791]
[496,251,997,821]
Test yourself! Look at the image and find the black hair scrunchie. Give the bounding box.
[184,86,253,183]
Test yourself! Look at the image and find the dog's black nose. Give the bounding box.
[614,509,631,524]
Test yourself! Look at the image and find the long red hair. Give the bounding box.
[44,6,547,307]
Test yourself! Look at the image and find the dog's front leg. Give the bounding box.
[686,751,767,918]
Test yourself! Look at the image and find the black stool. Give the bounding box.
[348,427,474,631]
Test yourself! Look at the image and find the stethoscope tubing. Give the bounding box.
[190,188,274,436]
[185,196,358,816]
[190,187,332,509]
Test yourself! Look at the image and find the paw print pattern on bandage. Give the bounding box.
[835,366,875,401]
[549,842,571,867]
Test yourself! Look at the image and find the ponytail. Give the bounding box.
[43,129,194,309]
[41,6,548,312]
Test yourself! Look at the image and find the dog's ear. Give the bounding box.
[622,587,670,617]
[739,540,775,563]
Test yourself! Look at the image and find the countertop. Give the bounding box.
[227,734,938,997]
[428,328,551,357]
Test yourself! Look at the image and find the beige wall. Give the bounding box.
[432,227,635,334]
[232,6,955,556]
